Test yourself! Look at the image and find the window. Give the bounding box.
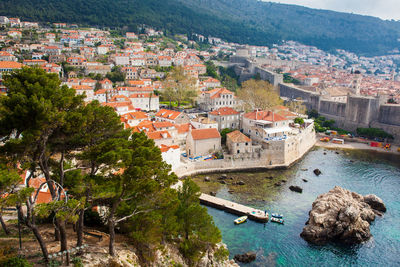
[245,142,248,146]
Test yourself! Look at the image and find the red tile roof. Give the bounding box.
[159,144,180,152]
[155,109,182,120]
[153,121,174,129]
[132,120,156,132]
[110,95,130,102]
[175,123,192,134]
[244,111,287,122]
[72,85,92,90]
[121,111,148,120]
[205,87,235,99]
[0,61,23,69]
[190,128,220,140]
[102,101,134,110]
[209,107,239,116]
[227,130,251,143]
[147,130,171,140]
[100,78,112,84]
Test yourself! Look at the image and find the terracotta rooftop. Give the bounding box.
[209,107,239,116]
[0,61,23,69]
[175,123,192,134]
[153,121,174,129]
[122,111,148,120]
[155,109,182,120]
[244,110,287,122]
[159,144,180,152]
[190,128,220,140]
[227,130,251,143]
[146,130,171,140]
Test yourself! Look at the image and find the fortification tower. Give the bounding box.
[351,70,362,95]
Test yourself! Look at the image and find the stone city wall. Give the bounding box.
[319,100,346,118]
[278,83,400,143]
[378,104,400,126]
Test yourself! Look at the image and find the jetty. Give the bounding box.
[199,193,268,223]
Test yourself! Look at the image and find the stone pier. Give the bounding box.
[199,193,268,223]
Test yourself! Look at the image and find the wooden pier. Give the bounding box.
[199,193,268,223]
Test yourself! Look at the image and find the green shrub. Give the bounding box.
[48,260,61,267]
[214,246,229,263]
[2,257,33,267]
[72,257,84,267]
[294,117,304,125]
[356,128,394,139]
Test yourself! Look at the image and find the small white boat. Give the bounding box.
[234,216,248,225]
[271,217,284,224]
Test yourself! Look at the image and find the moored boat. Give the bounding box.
[234,216,248,225]
[271,217,284,224]
[271,213,283,218]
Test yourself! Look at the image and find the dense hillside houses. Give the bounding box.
[0,51,16,61]
[0,16,318,181]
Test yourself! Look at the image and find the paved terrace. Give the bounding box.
[199,193,269,223]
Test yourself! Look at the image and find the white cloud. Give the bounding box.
[268,0,400,20]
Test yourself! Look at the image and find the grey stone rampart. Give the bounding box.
[378,105,400,126]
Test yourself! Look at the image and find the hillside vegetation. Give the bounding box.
[1,0,400,55]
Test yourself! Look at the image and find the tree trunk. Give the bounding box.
[0,214,10,235]
[59,220,70,265]
[108,201,119,257]
[31,223,49,262]
[54,217,61,241]
[18,206,49,262]
[76,209,84,247]
[108,217,116,256]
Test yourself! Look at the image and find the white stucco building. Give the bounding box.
[198,87,238,112]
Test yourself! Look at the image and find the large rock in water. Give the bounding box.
[289,185,303,193]
[300,186,386,245]
[363,194,386,213]
[233,252,256,263]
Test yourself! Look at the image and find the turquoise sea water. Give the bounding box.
[202,148,400,266]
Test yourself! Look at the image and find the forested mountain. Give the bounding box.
[1,0,400,56]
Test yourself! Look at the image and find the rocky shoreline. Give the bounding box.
[300,186,386,245]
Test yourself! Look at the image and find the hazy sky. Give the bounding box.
[268,0,400,20]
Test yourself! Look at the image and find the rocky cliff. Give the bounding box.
[81,242,238,267]
[300,186,386,245]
